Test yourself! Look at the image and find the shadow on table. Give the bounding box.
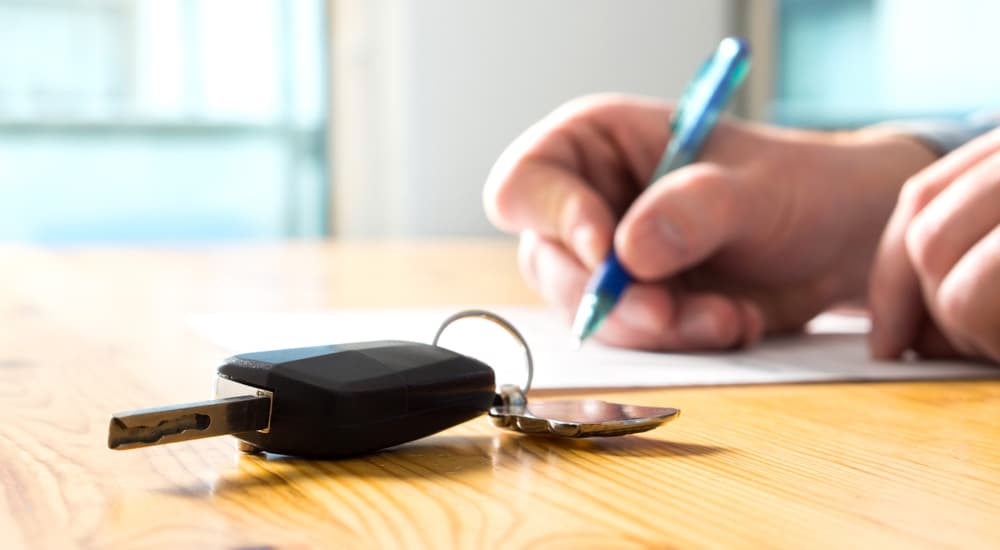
[167,433,728,497]
[493,433,727,459]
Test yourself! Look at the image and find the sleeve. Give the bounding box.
[874,110,1000,156]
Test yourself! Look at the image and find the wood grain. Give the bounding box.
[1,240,998,550]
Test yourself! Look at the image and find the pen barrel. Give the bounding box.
[587,249,632,302]
[656,37,750,182]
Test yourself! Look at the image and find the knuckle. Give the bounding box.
[898,175,938,212]
[714,312,743,348]
[936,281,985,337]
[555,93,622,120]
[516,231,540,286]
[484,158,533,233]
[483,156,518,229]
[699,166,738,217]
[555,190,585,230]
[550,93,642,130]
[672,164,735,237]
[675,163,729,195]
[487,177,519,228]
[903,212,943,276]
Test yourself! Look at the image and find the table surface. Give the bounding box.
[1,240,998,550]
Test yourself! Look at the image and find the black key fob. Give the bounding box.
[218,340,496,458]
[108,310,681,461]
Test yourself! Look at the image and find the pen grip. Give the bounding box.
[588,248,632,303]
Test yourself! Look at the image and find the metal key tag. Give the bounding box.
[433,310,680,439]
[489,384,679,437]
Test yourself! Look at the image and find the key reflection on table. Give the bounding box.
[527,400,678,424]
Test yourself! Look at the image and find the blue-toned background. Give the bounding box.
[1,0,997,243]
[0,0,326,243]
[775,0,1000,127]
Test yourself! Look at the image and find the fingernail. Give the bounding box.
[653,216,686,250]
[678,309,718,345]
[868,325,892,359]
[571,224,602,268]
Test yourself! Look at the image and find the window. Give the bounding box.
[0,0,327,243]
[774,0,1000,128]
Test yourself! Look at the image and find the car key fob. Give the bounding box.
[108,310,680,460]
[109,340,496,458]
[221,341,496,457]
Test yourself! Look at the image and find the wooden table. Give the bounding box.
[2,240,998,549]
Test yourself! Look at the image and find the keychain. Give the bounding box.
[108,310,679,458]
[434,310,679,438]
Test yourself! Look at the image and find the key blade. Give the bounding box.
[108,395,271,450]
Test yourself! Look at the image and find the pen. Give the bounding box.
[571,36,751,344]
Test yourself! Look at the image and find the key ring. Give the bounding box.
[432,309,534,392]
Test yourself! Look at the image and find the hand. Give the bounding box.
[870,128,1000,364]
[484,94,937,351]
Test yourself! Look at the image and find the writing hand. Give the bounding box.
[485,95,936,351]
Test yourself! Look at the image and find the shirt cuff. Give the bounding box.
[873,111,1000,156]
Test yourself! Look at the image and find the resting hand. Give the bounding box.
[870,128,1000,364]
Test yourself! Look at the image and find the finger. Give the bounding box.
[904,150,1000,290]
[518,231,589,314]
[738,299,767,347]
[672,292,751,350]
[911,319,963,360]
[900,126,1000,191]
[867,156,961,358]
[519,232,680,348]
[485,96,672,268]
[868,130,1000,357]
[516,230,543,294]
[520,231,680,347]
[595,289,757,351]
[591,284,679,350]
[935,224,1000,363]
[868,201,929,358]
[544,94,677,190]
[614,163,743,281]
[523,231,763,351]
[489,162,617,268]
[521,232,683,350]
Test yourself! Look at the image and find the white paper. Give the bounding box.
[190,307,999,390]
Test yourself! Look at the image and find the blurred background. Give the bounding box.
[1,0,997,244]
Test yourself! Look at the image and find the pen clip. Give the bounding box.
[662,37,750,173]
[670,58,711,135]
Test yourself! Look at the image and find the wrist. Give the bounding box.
[834,126,941,209]
[824,127,939,302]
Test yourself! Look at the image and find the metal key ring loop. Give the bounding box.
[432,309,534,392]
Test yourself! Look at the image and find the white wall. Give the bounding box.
[331,0,732,238]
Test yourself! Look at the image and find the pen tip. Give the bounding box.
[572,291,613,346]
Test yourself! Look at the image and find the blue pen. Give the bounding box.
[571,36,751,344]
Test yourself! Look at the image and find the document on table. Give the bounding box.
[190,307,999,390]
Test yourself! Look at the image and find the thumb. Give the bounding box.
[615,164,744,281]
